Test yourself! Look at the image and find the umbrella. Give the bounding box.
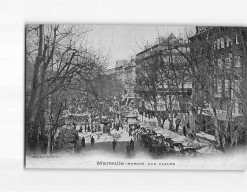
[172,135,189,142]
[100,121,112,125]
[152,127,163,132]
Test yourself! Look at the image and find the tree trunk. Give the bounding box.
[47,95,52,155]
[212,108,220,146]
[26,25,44,124]
[169,95,174,130]
[47,127,53,155]
[157,115,162,127]
[199,105,203,131]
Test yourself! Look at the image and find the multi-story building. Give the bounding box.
[115,60,128,84]
[115,59,137,106]
[134,33,192,112]
[190,26,246,115]
[102,68,123,101]
[189,26,247,136]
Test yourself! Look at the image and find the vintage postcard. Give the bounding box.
[25,24,247,170]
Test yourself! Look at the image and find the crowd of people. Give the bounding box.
[53,109,200,157]
[139,107,198,139]
[135,127,198,156]
[75,134,136,157]
[69,118,140,157]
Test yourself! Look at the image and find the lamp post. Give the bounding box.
[141,99,145,122]
[87,106,93,132]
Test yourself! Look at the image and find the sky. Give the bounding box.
[86,25,195,68]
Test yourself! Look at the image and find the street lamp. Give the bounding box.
[87,106,93,132]
[141,99,145,122]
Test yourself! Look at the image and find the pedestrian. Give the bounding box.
[73,136,78,147]
[133,133,136,141]
[74,133,79,142]
[112,139,117,151]
[175,116,181,132]
[81,136,85,147]
[130,138,134,150]
[129,127,132,137]
[183,126,187,137]
[203,120,206,132]
[91,136,95,147]
[126,143,131,156]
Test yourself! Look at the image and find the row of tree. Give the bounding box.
[134,27,247,150]
[135,34,191,129]
[25,24,123,153]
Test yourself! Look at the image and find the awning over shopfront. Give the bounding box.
[127,117,139,124]
[198,108,243,121]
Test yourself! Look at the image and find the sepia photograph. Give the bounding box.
[25,24,247,170]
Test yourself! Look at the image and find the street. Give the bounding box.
[25,24,247,170]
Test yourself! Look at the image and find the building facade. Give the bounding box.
[115,59,137,100]
[190,26,246,117]
[134,33,192,112]
[189,26,247,141]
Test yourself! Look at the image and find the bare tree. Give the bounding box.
[135,35,191,129]
[25,24,108,151]
[188,27,247,150]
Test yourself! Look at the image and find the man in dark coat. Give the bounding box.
[112,139,117,151]
[129,127,132,137]
[183,126,187,137]
[81,136,85,147]
[130,138,134,150]
[91,136,95,147]
[175,116,181,132]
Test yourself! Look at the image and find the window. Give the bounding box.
[225,57,231,68]
[234,56,241,67]
[217,80,222,93]
[221,38,225,48]
[226,37,231,47]
[225,80,230,93]
[234,80,240,93]
[238,102,243,114]
[213,78,217,90]
[217,39,221,49]
[214,41,217,50]
[218,59,223,68]
[236,34,240,44]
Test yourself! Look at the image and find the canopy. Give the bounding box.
[172,136,189,143]
[127,118,139,124]
[100,121,112,125]
[196,131,216,143]
[125,115,139,119]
